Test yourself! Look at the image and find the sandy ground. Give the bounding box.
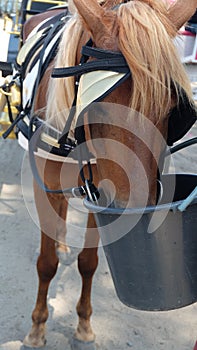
[0,36,197,350]
[0,122,197,350]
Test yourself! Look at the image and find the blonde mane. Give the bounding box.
[117,0,193,121]
[46,0,193,131]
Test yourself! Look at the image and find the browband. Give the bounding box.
[52,45,130,78]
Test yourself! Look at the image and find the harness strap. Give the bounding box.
[28,118,99,198]
[167,89,197,145]
[28,14,66,119]
[52,57,129,78]
[52,43,129,78]
[3,85,14,124]
[58,39,94,145]
[81,45,126,60]
[28,124,85,195]
[3,13,67,140]
[3,111,26,139]
[15,27,50,78]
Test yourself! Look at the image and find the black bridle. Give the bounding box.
[27,41,131,200]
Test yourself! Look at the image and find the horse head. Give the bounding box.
[70,0,193,208]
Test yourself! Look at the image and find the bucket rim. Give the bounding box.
[84,197,197,215]
[84,173,197,215]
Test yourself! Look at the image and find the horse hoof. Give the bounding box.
[71,337,97,350]
[22,333,46,348]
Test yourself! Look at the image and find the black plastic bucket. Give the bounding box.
[84,174,197,311]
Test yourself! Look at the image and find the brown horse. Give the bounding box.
[20,0,197,349]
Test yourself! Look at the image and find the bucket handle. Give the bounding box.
[178,186,197,212]
[165,137,197,211]
[166,137,197,156]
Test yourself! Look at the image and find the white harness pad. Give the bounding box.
[22,24,66,107]
[76,70,126,117]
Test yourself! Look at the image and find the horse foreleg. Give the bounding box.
[55,198,71,256]
[74,213,99,348]
[23,233,58,348]
[23,181,62,348]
